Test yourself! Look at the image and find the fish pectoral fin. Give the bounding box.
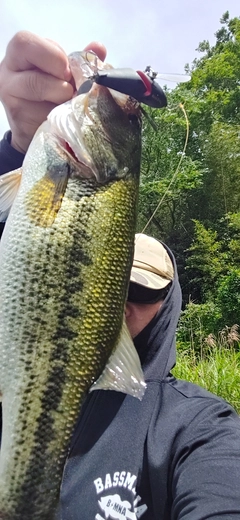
[25,166,69,227]
[0,168,22,221]
[90,319,146,400]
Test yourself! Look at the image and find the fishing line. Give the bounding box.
[140,106,158,131]
[141,103,190,234]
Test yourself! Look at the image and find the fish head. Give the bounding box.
[47,82,142,184]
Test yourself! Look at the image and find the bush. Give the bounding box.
[216,269,240,327]
[177,300,222,354]
[173,342,240,413]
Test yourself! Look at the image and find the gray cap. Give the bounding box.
[130,233,174,289]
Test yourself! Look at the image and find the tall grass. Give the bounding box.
[173,325,240,413]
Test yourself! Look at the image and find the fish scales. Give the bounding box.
[0,75,142,519]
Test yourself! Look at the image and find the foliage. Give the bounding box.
[174,322,240,413]
[227,212,240,264]
[181,214,240,340]
[150,12,240,415]
[177,300,222,353]
[138,12,240,315]
[216,269,240,326]
[173,343,240,414]
[186,11,240,126]
[137,101,203,244]
[186,220,227,300]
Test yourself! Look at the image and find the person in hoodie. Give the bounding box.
[1,31,240,520]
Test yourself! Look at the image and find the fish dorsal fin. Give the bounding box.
[90,319,146,400]
[0,168,22,221]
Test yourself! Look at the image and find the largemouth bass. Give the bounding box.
[0,53,144,519]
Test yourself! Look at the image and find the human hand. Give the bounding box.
[0,31,107,153]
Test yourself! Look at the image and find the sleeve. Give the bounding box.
[171,399,240,519]
[0,131,25,175]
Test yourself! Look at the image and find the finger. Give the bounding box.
[45,37,67,54]
[5,70,74,104]
[5,31,71,81]
[5,98,58,129]
[83,42,107,62]
[6,99,59,152]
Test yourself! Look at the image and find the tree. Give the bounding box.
[138,12,240,311]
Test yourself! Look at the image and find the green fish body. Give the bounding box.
[0,75,143,519]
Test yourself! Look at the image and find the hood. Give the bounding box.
[133,242,182,382]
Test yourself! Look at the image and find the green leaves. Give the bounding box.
[137,12,240,323]
[173,344,240,413]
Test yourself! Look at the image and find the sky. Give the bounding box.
[0,0,239,137]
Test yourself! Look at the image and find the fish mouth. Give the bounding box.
[47,97,97,179]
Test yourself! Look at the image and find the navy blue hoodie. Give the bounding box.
[1,132,240,519]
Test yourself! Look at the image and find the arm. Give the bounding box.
[171,399,240,519]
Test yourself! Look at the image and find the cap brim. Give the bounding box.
[130,267,171,290]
